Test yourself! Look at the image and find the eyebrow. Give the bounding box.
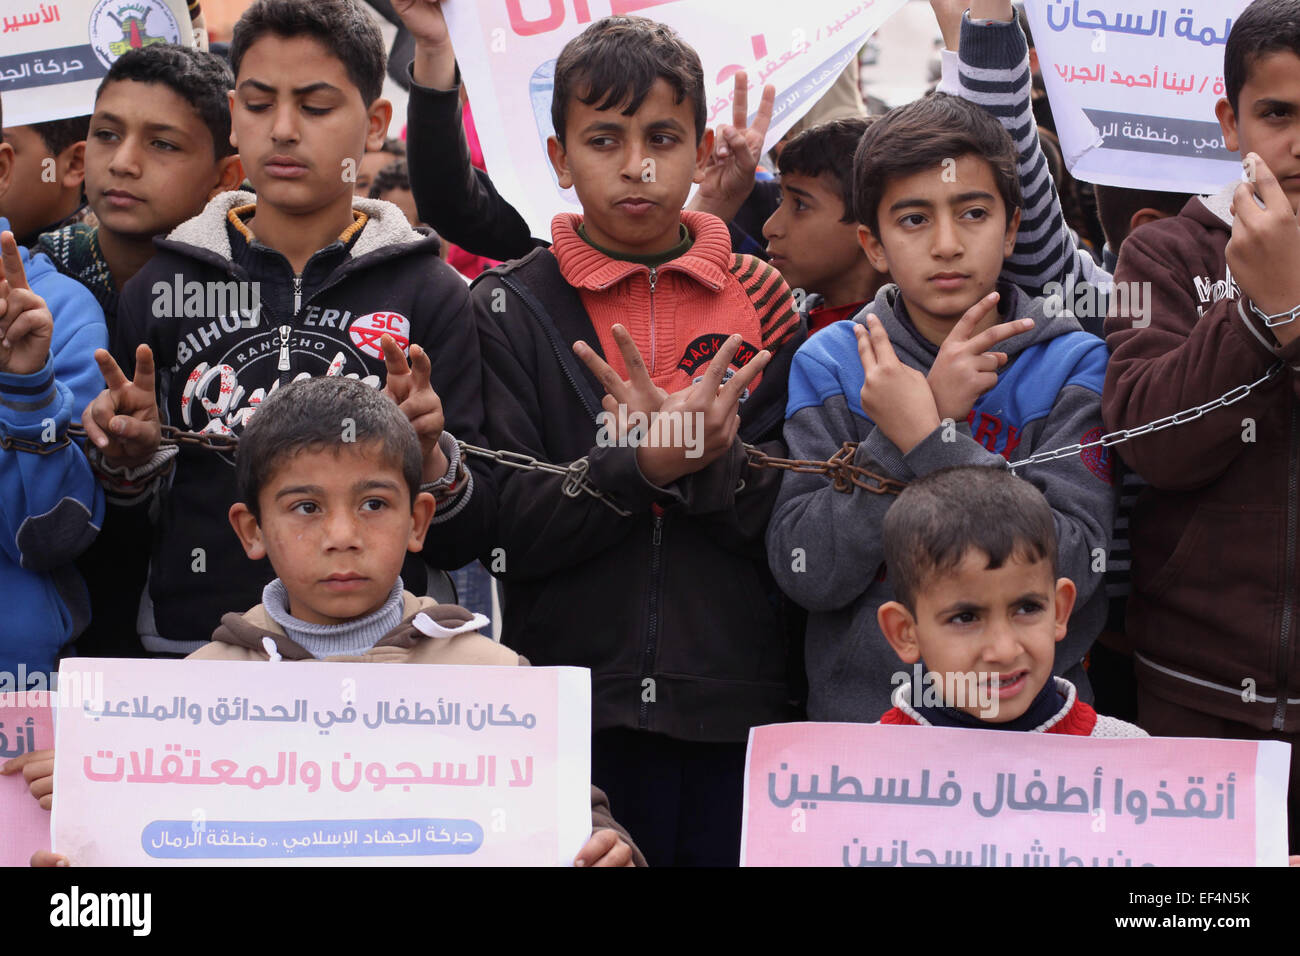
[934,591,1049,617]
[783,183,816,201]
[237,79,344,97]
[1254,97,1295,112]
[578,117,688,136]
[889,190,996,213]
[93,112,188,137]
[274,479,403,499]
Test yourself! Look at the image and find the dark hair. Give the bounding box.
[368,158,410,199]
[236,376,421,519]
[852,93,1022,238]
[1226,0,1300,112]
[375,136,405,158]
[777,117,873,224]
[230,0,386,107]
[97,45,235,159]
[883,466,1057,612]
[30,116,90,156]
[551,16,706,145]
[1094,185,1191,250]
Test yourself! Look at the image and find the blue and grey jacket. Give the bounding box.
[766,282,1116,721]
[0,219,108,679]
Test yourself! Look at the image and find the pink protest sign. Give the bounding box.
[52,659,591,865]
[741,722,1291,867]
[1,692,55,866]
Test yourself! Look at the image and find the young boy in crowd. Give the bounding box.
[80,0,493,660]
[0,94,109,683]
[36,45,243,330]
[0,117,92,249]
[21,375,643,867]
[1102,0,1300,851]
[760,118,889,334]
[472,15,805,867]
[353,136,406,198]
[767,92,1115,723]
[877,466,1143,736]
[368,159,422,230]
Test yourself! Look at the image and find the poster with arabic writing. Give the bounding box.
[741,722,1290,866]
[1025,0,1252,193]
[51,658,591,866]
[0,0,195,127]
[443,0,906,241]
[0,692,54,867]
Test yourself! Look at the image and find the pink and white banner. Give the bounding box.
[0,692,54,867]
[741,721,1291,866]
[52,658,591,866]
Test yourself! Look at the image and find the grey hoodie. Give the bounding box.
[767,282,1116,720]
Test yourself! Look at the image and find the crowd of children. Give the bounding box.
[1,0,1298,866]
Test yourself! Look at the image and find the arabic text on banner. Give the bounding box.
[0,692,54,867]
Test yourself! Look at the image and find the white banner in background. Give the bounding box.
[444,0,906,241]
[1025,0,1252,194]
[0,0,196,127]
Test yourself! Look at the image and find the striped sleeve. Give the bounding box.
[730,253,799,349]
[956,14,1111,295]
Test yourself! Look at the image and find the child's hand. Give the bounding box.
[380,334,448,484]
[81,345,162,468]
[927,292,1034,422]
[856,315,941,453]
[31,850,68,867]
[689,72,776,223]
[393,0,451,49]
[0,231,54,377]
[574,828,636,867]
[636,334,770,487]
[575,324,669,437]
[2,749,55,811]
[1228,154,1300,347]
[929,0,971,50]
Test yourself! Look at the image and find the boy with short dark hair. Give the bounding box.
[473,14,805,867]
[368,159,422,229]
[0,116,92,249]
[80,0,493,661]
[767,92,1114,723]
[355,136,406,197]
[877,466,1142,737]
[1102,0,1300,851]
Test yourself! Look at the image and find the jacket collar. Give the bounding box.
[889,676,1078,732]
[549,210,732,292]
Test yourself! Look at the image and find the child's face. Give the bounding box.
[85,80,229,240]
[354,149,396,196]
[1217,50,1300,215]
[879,550,1075,723]
[547,77,712,255]
[763,170,879,304]
[230,34,390,218]
[857,155,1019,342]
[228,443,434,626]
[0,125,81,239]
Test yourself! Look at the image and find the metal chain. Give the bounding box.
[1006,361,1284,472]
[19,364,1280,511]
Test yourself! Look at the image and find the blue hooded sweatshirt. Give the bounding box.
[0,217,108,683]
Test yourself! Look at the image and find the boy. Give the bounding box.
[80,0,493,659]
[19,375,644,867]
[473,15,804,867]
[354,136,405,198]
[766,92,1115,723]
[37,45,243,329]
[0,117,91,249]
[1101,0,1300,850]
[876,466,1143,737]
[368,159,422,230]
[760,118,889,334]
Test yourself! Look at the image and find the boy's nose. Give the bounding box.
[931,215,963,258]
[107,138,143,177]
[620,145,648,181]
[270,105,301,145]
[321,511,362,549]
[762,207,783,241]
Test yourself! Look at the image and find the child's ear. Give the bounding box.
[1052,576,1077,643]
[61,141,86,191]
[211,155,245,199]
[1215,97,1240,153]
[1002,204,1022,258]
[228,503,266,561]
[0,141,13,201]
[878,601,921,663]
[547,135,574,190]
[364,97,394,153]
[692,128,716,184]
[857,223,889,273]
[407,492,436,552]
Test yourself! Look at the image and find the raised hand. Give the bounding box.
[1228,153,1300,347]
[574,324,669,438]
[635,334,770,487]
[393,0,456,89]
[0,231,54,377]
[690,71,776,223]
[81,345,162,467]
[380,333,448,483]
[856,315,941,454]
[927,291,1034,422]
